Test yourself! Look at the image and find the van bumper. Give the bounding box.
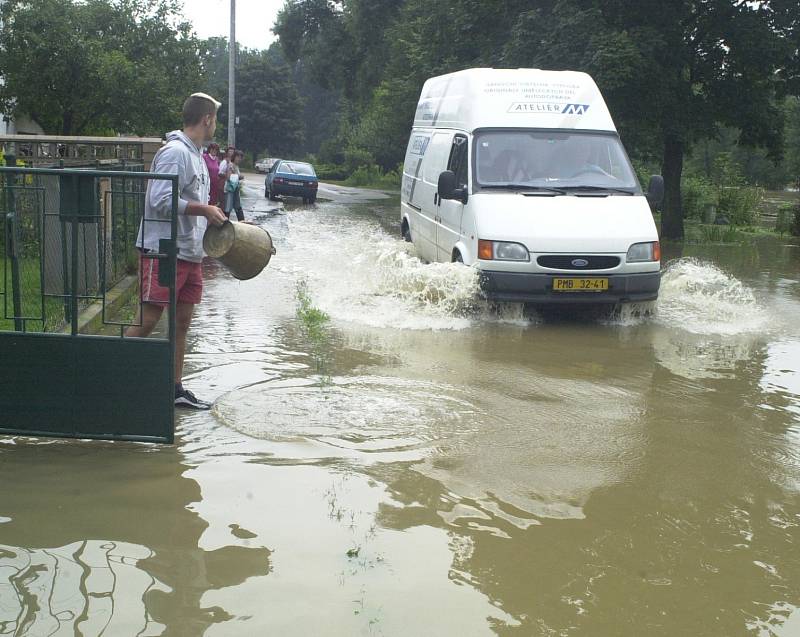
[479,271,660,304]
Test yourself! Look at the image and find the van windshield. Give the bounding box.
[474,131,639,191]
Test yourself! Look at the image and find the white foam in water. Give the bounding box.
[282,208,518,330]
[655,259,770,335]
[213,375,479,452]
[282,210,769,334]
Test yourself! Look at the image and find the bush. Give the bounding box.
[314,163,349,181]
[631,160,660,192]
[717,185,763,226]
[698,224,744,244]
[713,153,763,226]
[344,163,402,189]
[682,175,716,220]
[343,147,375,174]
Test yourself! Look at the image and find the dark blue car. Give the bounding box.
[265,160,319,204]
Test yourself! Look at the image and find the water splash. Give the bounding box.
[655,259,770,335]
[282,207,491,330]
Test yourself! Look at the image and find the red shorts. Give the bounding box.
[140,254,203,305]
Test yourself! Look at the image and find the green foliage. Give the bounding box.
[0,0,203,135]
[314,163,349,181]
[275,0,800,241]
[295,278,332,383]
[344,163,402,189]
[631,160,659,192]
[233,50,304,157]
[713,154,764,226]
[342,147,374,174]
[296,278,329,341]
[681,176,717,221]
[696,225,746,244]
[685,129,792,190]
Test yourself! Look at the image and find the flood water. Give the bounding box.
[2,180,800,636]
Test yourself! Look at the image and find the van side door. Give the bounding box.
[417,131,454,262]
[436,134,469,262]
[401,132,430,245]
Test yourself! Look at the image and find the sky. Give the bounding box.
[181,0,284,51]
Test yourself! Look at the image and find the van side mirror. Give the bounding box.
[438,170,456,199]
[646,175,664,207]
[438,170,468,204]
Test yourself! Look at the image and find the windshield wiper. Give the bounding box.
[560,185,635,195]
[481,184,566,195]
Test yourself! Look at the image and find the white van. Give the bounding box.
[400,68,664,304]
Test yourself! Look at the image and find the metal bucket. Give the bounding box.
[203,220,276,280]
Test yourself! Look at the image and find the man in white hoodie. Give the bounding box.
[128,93,227,410]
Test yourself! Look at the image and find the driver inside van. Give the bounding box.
[557,138,615,180]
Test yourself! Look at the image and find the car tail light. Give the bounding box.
[274,177,284,184]
[310,181,318,189]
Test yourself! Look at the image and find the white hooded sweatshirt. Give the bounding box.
[136,130,210,263]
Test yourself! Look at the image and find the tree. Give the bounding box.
[503,0,800,238]
[0,0,204,136]
[233,50,304,159]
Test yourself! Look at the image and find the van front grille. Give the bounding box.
[537,255,620,270]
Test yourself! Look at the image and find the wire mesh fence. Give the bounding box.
[0,165,171,337]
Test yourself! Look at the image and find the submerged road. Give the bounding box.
[1,176,800,636]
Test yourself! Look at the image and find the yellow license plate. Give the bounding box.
[552,277,609,292]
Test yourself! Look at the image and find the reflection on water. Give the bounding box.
[2,189,800,635]
[0,442,271,636]
[0,541,166,636]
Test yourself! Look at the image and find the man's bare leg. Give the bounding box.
[175,302,195,384]
[125,303,164,338]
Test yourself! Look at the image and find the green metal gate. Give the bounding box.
[0,165,179,443]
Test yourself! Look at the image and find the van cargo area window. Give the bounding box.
[474,130,639,192]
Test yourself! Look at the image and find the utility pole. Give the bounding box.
[228,0,236,148]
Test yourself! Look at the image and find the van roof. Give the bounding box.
[414,68,616,133]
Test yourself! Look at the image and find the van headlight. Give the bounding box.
[626,241,661,262]
[478,240,530,261]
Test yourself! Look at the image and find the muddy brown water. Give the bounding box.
[2,182,799,636]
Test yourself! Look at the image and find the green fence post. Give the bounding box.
[3,154,23,331]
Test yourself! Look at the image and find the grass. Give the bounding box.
[655,211,800,244]
[295,278,332,383]
[296,278,330,339]
[0,256,66,332]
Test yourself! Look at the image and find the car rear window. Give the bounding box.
[280,162,315,176]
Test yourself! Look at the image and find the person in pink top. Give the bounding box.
[202,142,222,206]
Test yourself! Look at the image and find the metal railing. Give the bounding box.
[0,165,180,443]
[1,165,177,337]
[0,134,163,170]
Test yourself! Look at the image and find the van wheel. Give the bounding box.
[452,250,463,263]
[401,221,412,242]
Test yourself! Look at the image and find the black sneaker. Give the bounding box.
[175,387,212,410]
